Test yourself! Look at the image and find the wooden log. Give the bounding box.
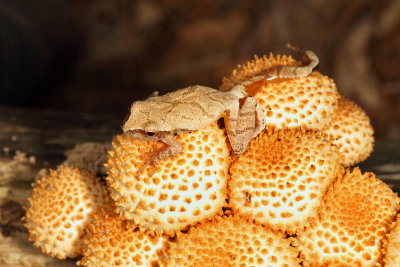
[0,106,121,167]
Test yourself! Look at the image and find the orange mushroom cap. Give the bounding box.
[166,213,301,267]
[79,208,167,267]
[297,167,399,266]
[229,128,340,234]
[383,214,400,267]
[220,54,340,130]
[220,54,299,91]
[23,166,111,259]
[105,122,230,236]
[323,97,374,166]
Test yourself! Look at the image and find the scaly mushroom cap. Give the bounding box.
[23,166,110,259]
[166,214,301,267]
[220,54,299,91]
[323,97,374,166]
[383,214,400,267]
[105,122,230,236]
[297,168,400,266]
[229,128,340,234]
[79,208,167,267]
[220,54,339,130]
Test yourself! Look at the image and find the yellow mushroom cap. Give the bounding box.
[229,128,340,234]
[323,97,374,166]
[23,166,111,259]
[105,122,230,236]
[220,54,299,91]
[255,72,339,129]
[383,214,400,267]
[220,54,340,130]
[297,167,400,266]
[166,214,301,267]
[79,208,167,267]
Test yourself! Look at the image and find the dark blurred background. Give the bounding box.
[0,0,399,138]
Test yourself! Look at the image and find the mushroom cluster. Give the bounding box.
[24,50,398,266]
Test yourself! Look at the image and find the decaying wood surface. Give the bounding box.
[0,106,399,266]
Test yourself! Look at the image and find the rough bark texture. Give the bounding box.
[0,106,398,266]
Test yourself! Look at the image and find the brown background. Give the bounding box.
[0,0,399,138]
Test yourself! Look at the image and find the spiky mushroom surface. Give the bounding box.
[383,214,400,267]
[105,122,230,236]
[220,54,299,91]
[23,166,110,259]
[323,97,374,166]
[165,214,301,267]
[79,208,167,267]
[297,168,400,266]
[220,54,340,130]
[229,128,340,234]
